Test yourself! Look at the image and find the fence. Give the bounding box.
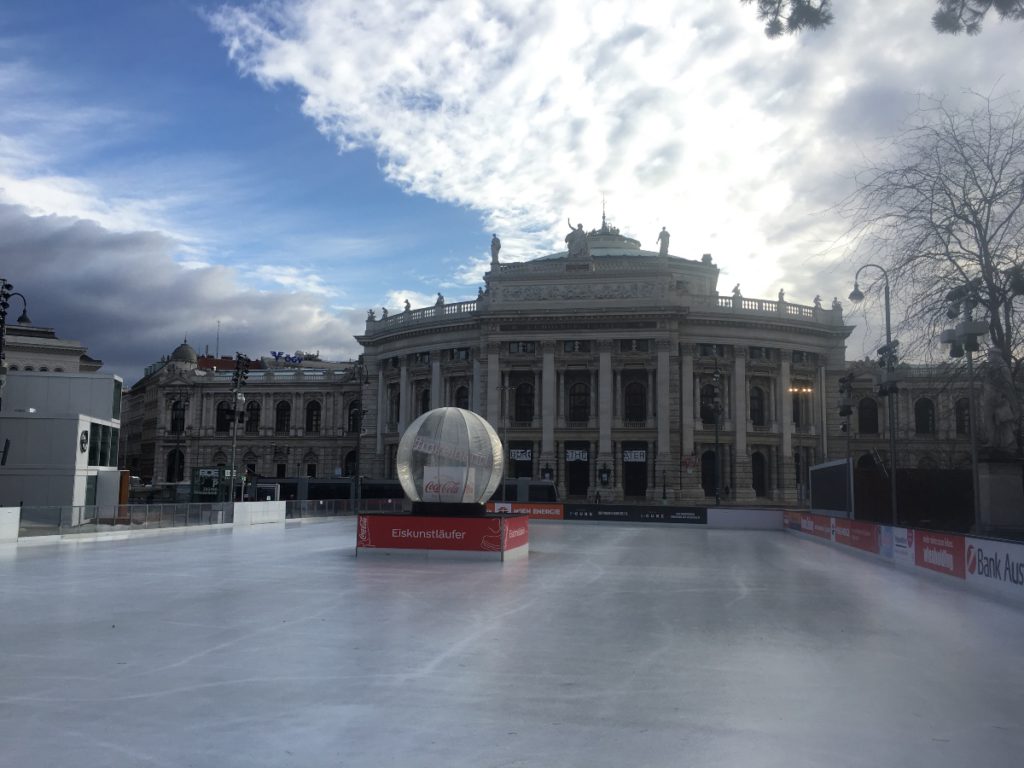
[18,502,234,537]
[17,498,407,537]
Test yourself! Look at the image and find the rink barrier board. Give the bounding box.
[783,510,1024,605]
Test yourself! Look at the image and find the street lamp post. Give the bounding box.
[940,280,988,529]
[496,383,517,501]
[227,353,250,503]
[849,265,899,525]
[0,280,31,413]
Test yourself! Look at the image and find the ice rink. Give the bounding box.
[1,519,1022,768]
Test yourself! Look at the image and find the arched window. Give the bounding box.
[305,401,322,433]
[348,400,362,433]
[344,450,358,476]
[166,449,184,482]
[514,384,534,422]
[624,382,646,421]
[454,386,469,410]
[275,401,291,434]
[749,386,766,427]
[39,366,48,372]
[216,401,233,433]
[955,398,970,436]
[858,397,879,434]
[245,401,260,434]
[419,389,430,415]
[170,400,187,434]
[700,384,719,426]
[914,398,936,435]
[569,383,590,422]
[857,453,877,469]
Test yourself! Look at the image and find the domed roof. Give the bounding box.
[170,339,197,364]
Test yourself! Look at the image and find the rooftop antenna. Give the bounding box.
[602,195,607,230]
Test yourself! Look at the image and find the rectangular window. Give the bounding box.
[749,346,771,360]
[413,352,431,365]
[619,339,650,353]
[508,341,535,354]
[450,347,470,361]
[792,350,808,364]
[698,343,725,357]
[276,463,287,479]
[306,463,317,478]
[563,340,591,353]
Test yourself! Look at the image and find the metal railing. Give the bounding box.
[18,502,233,537]
[285,498,404,518]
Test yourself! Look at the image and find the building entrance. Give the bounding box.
[622,442,648,498]
[565,442,590,497]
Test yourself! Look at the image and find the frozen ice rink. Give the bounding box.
[1,519,1022,768]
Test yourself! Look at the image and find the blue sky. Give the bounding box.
[0,1,1020,384]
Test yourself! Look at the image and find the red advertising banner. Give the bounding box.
[358,514,503,552]
[806,513,833,540]
[915,531,966,579]
[503,516,530,550]
[783,510,803,531]
[486,502,564,520]
[833,519,880,554]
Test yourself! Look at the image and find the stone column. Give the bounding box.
[431,353,441,409]
[486,343,500,429]
[375,367,384,457]
[598,341,613,456]
[541,342,555,459]
[732,348,754,501]
[398,361,409,434]
[656,340,672,491]
[472,351,482,415]
[681,345,695,455]
[779,358,797,503]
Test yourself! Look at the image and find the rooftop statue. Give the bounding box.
[491,234,501,263]
[657,227,670,256]
[404,299,411,312]
[565,219,591,258]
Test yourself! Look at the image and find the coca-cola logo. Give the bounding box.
[967,544,977,575]
[424,479,462,495]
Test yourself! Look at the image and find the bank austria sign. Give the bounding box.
[966,539,1024,598]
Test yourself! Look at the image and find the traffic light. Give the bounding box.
[231,353,250,390]
[838,373,854,417]
[876,340,899,368]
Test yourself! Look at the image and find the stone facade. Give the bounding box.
[357,222,854,504]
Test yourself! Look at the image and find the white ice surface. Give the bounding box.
[1,520,1021,768]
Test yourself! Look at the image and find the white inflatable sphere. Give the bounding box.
[396,407,504,504]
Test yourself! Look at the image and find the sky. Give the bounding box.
[0,0,1020,385]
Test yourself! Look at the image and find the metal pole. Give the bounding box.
[966,350,981,527]
[882,280,898,525]
[229,392,243,504]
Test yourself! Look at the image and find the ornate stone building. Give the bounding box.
[121,221,984,505]
[356,220,855,504]
[121,343,363,487]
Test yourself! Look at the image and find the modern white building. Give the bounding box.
[0,371,123,509]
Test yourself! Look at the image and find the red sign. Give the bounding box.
[807,513,833,540]
[915,531,966,579]
[833,519,880,554]
[358,514,503,552]
[503,516,529,550]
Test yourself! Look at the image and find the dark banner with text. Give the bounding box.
[563,504,707,525]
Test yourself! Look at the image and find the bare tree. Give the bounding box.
[741,0,1024,37]
[843,91,1024,449]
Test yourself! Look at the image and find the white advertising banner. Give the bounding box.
[965,537,1024,603]
[892,527,915,569]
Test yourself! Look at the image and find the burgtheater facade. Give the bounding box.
[357,220,853,504]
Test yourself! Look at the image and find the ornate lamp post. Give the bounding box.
[0,280,31,413]
[849,265,899,525]
[496,382,518,501]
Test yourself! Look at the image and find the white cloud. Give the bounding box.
[210,0,1019,321]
